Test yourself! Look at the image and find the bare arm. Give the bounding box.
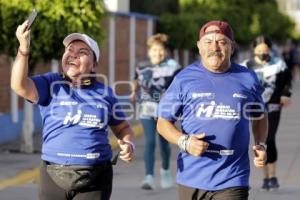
[157,117,209,156]
[157,117,183,144]
[110,121,135,162]
[251,112,268,144]
[11,20,38,103]
[251,112,268,168]
[110,121,134,142]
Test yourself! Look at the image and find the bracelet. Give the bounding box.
[186,136,192,151]
[18,48,30,56]
[177,135,190,152]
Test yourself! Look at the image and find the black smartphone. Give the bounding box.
[27,9,38,30]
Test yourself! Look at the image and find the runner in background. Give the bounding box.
[131,33,181,190]
[242,35,292,191]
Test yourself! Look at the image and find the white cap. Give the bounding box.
[63,33,100,62]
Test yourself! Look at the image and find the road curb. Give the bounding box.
[0,123,143,190]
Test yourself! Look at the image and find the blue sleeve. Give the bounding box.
[108,94,126,126]
[30,73,54,106]
[158,77,183,122]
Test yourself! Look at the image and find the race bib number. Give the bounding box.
[140,101,158,118]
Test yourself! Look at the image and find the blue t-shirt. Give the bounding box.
[158,61,265,190]
[31,72,125,165]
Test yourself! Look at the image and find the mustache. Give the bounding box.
[208,51,223,57]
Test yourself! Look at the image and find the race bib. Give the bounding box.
[140,101,158,118]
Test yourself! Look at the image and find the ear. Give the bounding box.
[196,40,201,49]
[231,41,236,55]
[91,63,97,72]
[231,47,235,55]
[147,49,151,58]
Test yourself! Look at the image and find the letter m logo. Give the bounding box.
[63,110,82,125]
[196,101,215,118]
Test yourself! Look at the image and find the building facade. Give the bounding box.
[277,0,300,32]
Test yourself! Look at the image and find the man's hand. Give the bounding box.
[186,133,209,157]
[253,144,267,168]
[117,139,135,163]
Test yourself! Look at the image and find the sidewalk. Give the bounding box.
[0,82,300,200]
[248,81,300,199]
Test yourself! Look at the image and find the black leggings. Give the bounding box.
[39,161,113,200]
[266,110,281,164]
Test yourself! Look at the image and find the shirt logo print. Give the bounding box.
[63,110,82,125]
[196,101,240,120]
[232,93,247,99]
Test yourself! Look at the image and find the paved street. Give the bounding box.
[0,82,300,200]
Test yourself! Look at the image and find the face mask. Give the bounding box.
[256,54,270,62]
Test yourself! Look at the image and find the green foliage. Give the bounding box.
[0,0,106,65]
[159,0,295,49]
[251,2,295,43]
[158,12,212,50]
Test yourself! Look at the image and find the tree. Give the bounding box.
[0,0,106,152]
[0,0,106,68]
[130,0,179,15]
[159,0,296,50]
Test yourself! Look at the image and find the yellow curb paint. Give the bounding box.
[0,168,39,190]
[0,124,143,190]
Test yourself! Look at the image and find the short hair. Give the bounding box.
[252,35,272,49]
[147,33,168,48]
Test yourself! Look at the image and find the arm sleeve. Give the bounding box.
[158,77,183,122]
[280,62,292,97]
[134,69,138,80]
[30,73,53,106]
